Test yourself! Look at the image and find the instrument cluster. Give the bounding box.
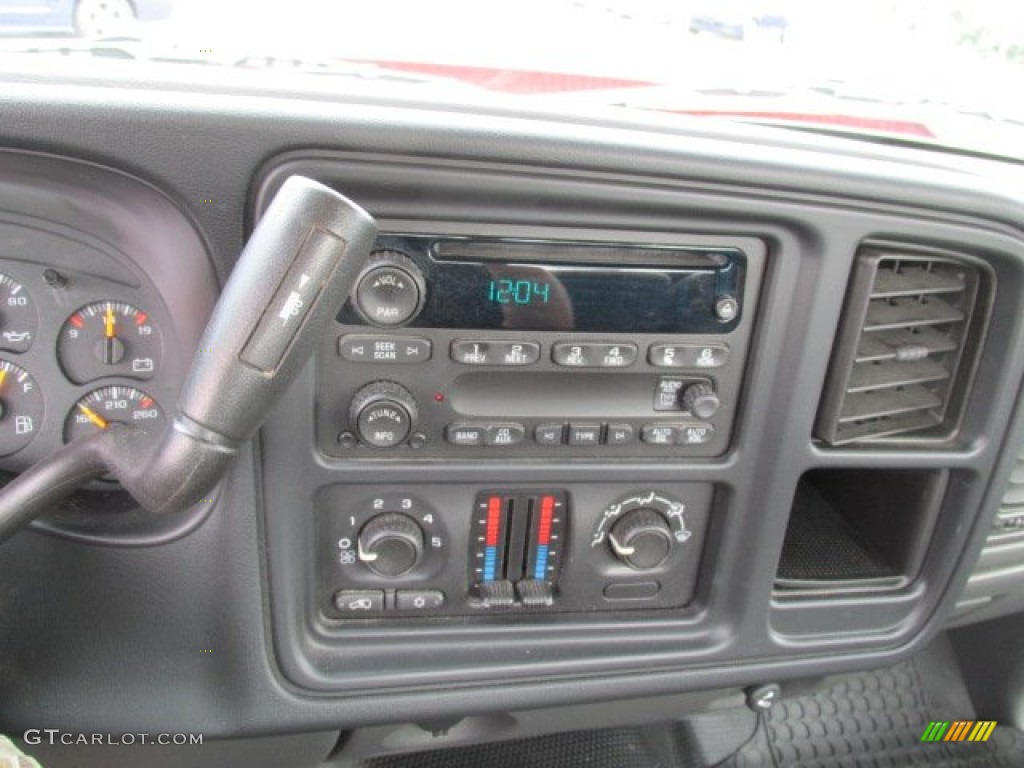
[0,261,175,477]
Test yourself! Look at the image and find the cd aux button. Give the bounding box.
[484,423,526,446]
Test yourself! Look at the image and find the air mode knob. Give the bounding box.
[608,508,674,570]
[357,513,425,577]
[349,381,418,448]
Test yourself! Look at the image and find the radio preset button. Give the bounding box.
[649,343,729,369]
[679,423,714,445]
[446,424,486,446]
[568,423,602,446]
[552,342,637,368]
[641,424,678,445]
[605,424,635,445]
[640,423,715,446]
[339,335,432,363]
[535,423,566,445]
[484,423,526,446]
[451,340,540,366]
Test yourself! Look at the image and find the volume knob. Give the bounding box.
[608,508,674,570]
[352,251,426,327]
[350,381,418,448]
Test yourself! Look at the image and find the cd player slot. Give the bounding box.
[449,372,711,419]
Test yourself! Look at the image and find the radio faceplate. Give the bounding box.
[317,233,765,459]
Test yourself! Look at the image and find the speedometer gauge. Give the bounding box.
[57,301,163,384]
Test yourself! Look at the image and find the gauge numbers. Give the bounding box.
[0,273,37,353]
[64,385,165,445]
[58,301,162,384]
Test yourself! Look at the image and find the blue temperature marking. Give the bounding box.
[483,547,498,582]
[533,546,549,580]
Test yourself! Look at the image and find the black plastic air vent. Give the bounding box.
[816,249,986,445]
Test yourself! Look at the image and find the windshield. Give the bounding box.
[1,0,1022,159]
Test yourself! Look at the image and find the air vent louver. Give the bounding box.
[816,249,984,445]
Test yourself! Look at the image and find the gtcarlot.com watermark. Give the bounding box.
[23,730,203,746]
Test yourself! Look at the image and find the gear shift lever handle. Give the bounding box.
[0,176,377,541]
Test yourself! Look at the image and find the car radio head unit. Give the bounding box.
[336,237,746,334]
[318,233,765,460]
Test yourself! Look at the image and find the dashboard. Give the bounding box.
[1,70,1024,765]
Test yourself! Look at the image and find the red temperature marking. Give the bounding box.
[135,312,148,326]
[140,397,154,409]
[485,495,502,547]
[537,495,554,545]
[70,315,85,329]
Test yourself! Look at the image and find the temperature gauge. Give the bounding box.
[0,274,37,353]
[0,359,43,456]
[57,301,162,384]
[64,386,165,445]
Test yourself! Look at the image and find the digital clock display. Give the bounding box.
[487,279,551,306]
[338,237,746,333]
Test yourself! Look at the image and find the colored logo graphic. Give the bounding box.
[921,721,997,742]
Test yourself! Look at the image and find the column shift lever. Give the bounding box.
[0,176,377,543]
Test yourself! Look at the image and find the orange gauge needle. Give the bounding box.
[104,304,116,339]
[77,403,109,430]
[0,369,6,391]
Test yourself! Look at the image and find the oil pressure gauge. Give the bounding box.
[64,385,165,445]
[0,273,37,353]
[0,359,43,456]
[57,301,163,384]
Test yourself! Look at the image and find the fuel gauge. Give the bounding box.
[58,301,163,384]
[0,359,43,456]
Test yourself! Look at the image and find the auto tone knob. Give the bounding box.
[608,508,674,570]
[349,381,418,448]
[357,512,425,577]
[680,382,720,419]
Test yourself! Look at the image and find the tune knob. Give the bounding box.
[352,251,426,327]
[350,381,418,448]
[680,382,720,419]
[357,512,425,577]
[608,508,674,570]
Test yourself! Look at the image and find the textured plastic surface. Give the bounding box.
[0,73,1023,741]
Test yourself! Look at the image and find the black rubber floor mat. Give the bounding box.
[730,655,1024,767]
[360,727,662,768]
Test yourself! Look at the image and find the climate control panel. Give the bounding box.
[316,483,712,619]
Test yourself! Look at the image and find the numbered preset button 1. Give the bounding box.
[450,340,540,366]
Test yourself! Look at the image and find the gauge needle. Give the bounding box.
[104,305,116,338]
[0,369,6,390]
[77,403,109,430]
